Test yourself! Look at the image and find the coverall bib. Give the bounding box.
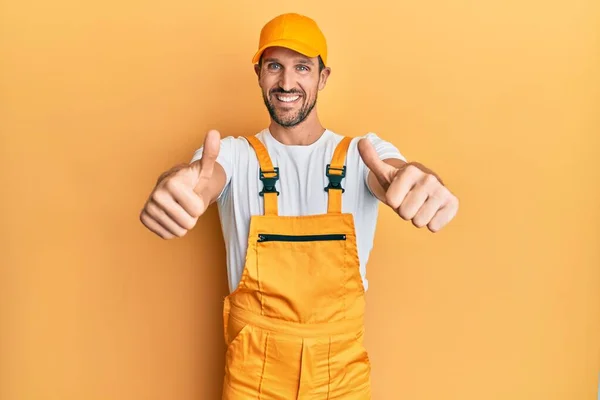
[221,135,372,399]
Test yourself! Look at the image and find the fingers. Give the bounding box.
[196,129,221,193]
[396,182,430,220]
[411,191,444,228]
[140,184,209,239]
[427,196,459,232]
[143,196,188,238]
[141,156,213,239]
[140,196,187,239]
[141,128,222,239]
[140,209,175,239]
[385,164,421,209]
[387,165,458,232]
[165,178,205,219]
[357,138,397,189]
[155,187,201,229]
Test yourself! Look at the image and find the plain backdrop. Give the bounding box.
[1,0,599,399]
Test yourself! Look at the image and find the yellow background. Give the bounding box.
[1,0,599,399]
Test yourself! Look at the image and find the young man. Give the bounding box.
[140,12,458,399]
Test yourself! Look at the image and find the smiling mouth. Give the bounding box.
[274,94,301,103]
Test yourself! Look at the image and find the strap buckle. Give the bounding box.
[324,164,346,193]
[259,167,279,196]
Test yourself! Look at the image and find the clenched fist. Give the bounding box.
[358,138,459,233]
[140,129,223,239]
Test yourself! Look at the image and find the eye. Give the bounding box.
[267,63,281,70]
[297,65,309,71]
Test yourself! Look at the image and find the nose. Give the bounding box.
[278,68,295,92]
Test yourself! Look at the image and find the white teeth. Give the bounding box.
[276,95,300,102]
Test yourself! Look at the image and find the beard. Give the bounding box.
[262,88,317,128]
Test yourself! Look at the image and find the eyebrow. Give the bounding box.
[263,57,315,65]
[296,58,314,65]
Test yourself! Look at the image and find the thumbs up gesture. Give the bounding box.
[358,138,459,232]
[140,129,223,239]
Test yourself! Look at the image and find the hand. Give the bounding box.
[139,129,221,239]
[358,138,459,232]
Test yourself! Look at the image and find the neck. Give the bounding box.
[268,112,326,146]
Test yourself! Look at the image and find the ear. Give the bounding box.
[254,63,261,78]
[318,67,331,91]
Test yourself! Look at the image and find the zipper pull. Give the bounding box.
[258,234,266,242]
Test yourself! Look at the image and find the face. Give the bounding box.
[255,46,330,128]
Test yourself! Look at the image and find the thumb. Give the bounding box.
[194,129,221,194]
[358,138,398,190]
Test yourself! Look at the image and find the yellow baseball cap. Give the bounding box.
[252,13,327,65]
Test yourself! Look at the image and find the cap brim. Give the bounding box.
[251,39,320,64]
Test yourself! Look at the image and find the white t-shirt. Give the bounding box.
[190,128,405,293]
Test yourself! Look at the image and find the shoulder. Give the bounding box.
[225,129,265,146]
[219,128,269,153]
[325,130,393,146]
[352,131,394,145]
[353,131,406,162]
[321,129,351,150]
[324,130,403,157]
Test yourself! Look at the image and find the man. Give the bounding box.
[140,12,458,399]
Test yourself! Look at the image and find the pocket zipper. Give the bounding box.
[257,233,346,243]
